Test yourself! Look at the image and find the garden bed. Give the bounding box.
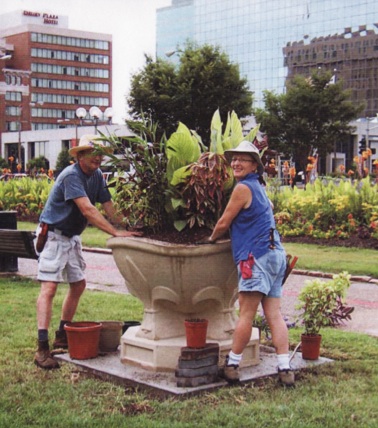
[282,234,378,250]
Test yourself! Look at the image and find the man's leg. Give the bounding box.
[53,279,86,349]
[35,281,60,369]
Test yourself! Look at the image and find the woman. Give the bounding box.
[208,140,294,386]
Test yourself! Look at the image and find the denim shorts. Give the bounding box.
[36,231,86,283]
[237,248,286,297]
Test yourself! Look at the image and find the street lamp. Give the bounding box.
[75,106,114,135]
[89,106,102,133]
[103,107,114,124]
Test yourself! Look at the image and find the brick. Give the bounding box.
[175,364,219,378]
[176,373,219,388]
[179,343,219,360]
[178,354,219,369]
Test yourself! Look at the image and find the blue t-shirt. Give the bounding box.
[230,173,283,263]
[40,163,111,236]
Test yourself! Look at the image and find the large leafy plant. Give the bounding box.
[104,110,261,235]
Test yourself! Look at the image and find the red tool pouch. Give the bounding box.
[239,253,254,279]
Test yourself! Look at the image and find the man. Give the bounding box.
[34,134,142,369]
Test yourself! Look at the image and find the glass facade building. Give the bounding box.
[157,0,378,113]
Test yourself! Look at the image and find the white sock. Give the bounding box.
[227,351,242,366]
[277,353,291,370]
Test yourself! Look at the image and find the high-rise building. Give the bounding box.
[0,9,114,169]
[157,0,378,114]
[156,0,378,173]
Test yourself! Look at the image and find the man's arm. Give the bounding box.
[101,200,124,226]
[74,197,142,238]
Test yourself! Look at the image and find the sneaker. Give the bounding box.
[220,356,240,383]
[34,340,60,370]
[278,368,295,386]
[53,329,68,349]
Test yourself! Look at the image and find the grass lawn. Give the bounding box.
[0,276,377,427]
[19,221,378,278]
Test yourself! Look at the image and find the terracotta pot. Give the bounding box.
[98,321,123,353]
[64,322,102,360]
[301,333,322,360]
[184,318,208,348]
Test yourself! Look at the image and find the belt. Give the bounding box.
[47,225,74,238]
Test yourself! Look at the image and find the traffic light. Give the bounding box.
[358,137,366,154]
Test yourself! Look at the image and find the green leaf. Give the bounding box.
[174,220,187,232]
[171,198,186,210]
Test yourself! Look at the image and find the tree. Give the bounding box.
[254,70,364,176]
[128,42,253,143]
[0,156,8,170]
[27,156,49,175]
[55,148,73,175]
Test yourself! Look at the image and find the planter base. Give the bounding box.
[121,325,260,372]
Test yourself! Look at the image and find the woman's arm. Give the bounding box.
[209,183,251,242]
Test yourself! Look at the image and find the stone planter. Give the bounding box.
[107,236,259,371]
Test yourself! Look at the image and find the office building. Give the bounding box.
[0,9,114,169]
[157,0,378,173]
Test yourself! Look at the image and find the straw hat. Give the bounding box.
[69,134,113,157]
[224,140,265,175]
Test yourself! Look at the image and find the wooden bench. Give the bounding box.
[0,229,38,260]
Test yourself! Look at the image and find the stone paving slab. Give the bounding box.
[56,348,333,397]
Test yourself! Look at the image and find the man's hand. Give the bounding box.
[114,230,143,238]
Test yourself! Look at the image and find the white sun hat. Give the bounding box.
[224,140,265,175]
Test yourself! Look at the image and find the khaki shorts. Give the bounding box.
[36,231,86,283]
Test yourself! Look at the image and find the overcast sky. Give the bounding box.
[2,0,172,123]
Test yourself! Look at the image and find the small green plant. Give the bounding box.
[296,272,354,335]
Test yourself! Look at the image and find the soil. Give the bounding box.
[147,227,213,245]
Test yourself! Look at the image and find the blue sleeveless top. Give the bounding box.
[230,173,283,263]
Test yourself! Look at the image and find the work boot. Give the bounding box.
[53,329,68,349]
[278,368,295,387]
[220,356,240,384]
[34,340,60,370]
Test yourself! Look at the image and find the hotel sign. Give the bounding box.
[23,10,59,25]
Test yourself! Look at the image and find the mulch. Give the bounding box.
[282,235,378,250]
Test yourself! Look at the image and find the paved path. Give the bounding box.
[16,248,378,337]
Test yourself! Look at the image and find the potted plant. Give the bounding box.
[98,110,264,371]
[296,271,354,360]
